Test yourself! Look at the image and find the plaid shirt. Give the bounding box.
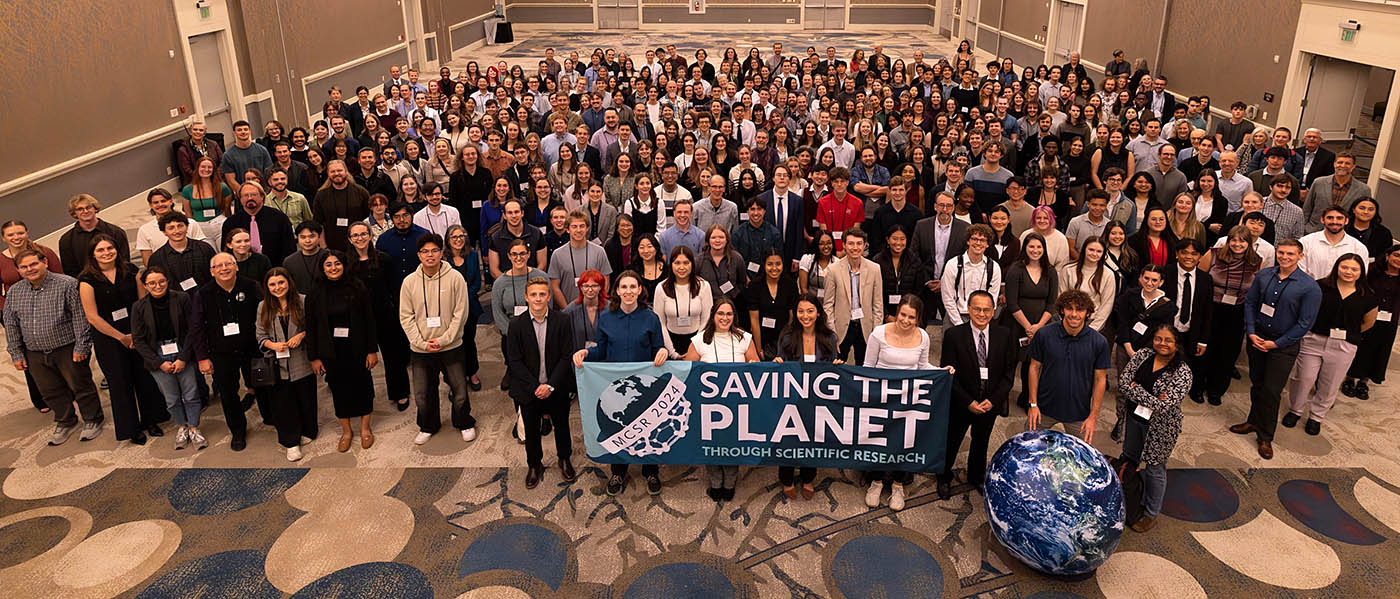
[3,272,91,360]
[1261,197,1306,243]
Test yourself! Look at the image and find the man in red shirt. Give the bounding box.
[816,166,865,256]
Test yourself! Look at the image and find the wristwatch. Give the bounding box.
[1029,403,1038,408]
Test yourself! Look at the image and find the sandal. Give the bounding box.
[337,433,352,453]
[361,430,374,449]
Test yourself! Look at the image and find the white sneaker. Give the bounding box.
[173,427,189,450]
[889,483,906,511]
[188,428,207,449]
[865,481,884,508]
[413,431,432,445]
[461,428,477,442]
[286,446,303,462]
[300,436,312,446]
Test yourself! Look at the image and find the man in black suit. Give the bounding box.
[574,122,603,175]
[504,276,577,488]
[1291,128,1336,189]
[938,291,1016,499]
[223,181,295,265]
[760,164,806,270]
[1147,76,1177,121]
[1160,239,1215,403]
[910,191,968,324]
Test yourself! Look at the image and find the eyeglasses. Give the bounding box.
[418,248,443,255]
[449,234,468,240]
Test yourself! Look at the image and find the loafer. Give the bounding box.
[1340,379,1357,398]
[800,483,815,500]
[525,465,543,489]
[783,485,798,500]
[1356,381,1370,400]
[1229,422,1256,435]
[395,398,411,412]
[147,425,165,438]
[230,437,247,452]
[1130,515,1157,532]
[337,434,352,453]
[129,432,147,446]
[540,416,553,437]
[1207,395,1222,406]
[1189,393,1205,404]
[936,478,952,500]
[559,459,577,483]
[1281,412,1300,428]
[1305,419,1321,436]
[469,378,483,391]
[1257,440,1274,460]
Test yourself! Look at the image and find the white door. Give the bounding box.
[962,0,979,49]
[402,0,426,69]
[939,0,955,36]
[189,33,234,137]
[597,0,638,29]
[1051,1,1084,65]
[1301,56,1369,140]
[804,0,843,30]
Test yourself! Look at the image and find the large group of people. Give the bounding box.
[5,39,1394,534]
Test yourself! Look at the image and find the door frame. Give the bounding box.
[174,4,246,129]
[1042,0,1086,66]
[593,0,641,30]
[402,0,429,70]
[1296,55,1370,141]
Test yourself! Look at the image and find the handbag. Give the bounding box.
[248,356,277,387]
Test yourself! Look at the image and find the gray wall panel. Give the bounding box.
[998,35,1043,71]
[508,6,594,22]
[304,48,409,117]
[641,6,799,24]
[451,17,489,50]
[849,7,933,25]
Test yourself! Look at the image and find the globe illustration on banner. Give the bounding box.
[595,373,691,457]
[983,429,1124,576]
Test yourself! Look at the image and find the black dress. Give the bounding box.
[1350,270,1399,383]
[743,276,799,357]
[305,276,378,418]
[78,269,168,439]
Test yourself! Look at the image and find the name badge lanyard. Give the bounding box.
[673,283,692,323]
[422,270,442,323]
[1264,275,1294,311]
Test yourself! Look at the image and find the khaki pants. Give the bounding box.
[1287,332,1357,422]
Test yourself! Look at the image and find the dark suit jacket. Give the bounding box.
[940,322,1016,416]
[1292,146,1336,188]
[1159,265,1214,350]
[223,206,295,266]
[1112,288,1177,352]
[760,189,805,267]
[505,310,576,404]
[910,216,968,279]
[579,145,603,176]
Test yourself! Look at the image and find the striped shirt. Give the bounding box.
[3,272,91,360]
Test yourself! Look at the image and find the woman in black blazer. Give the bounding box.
[131,266,205,450]
[1127,207,1180,270]
[306,251,379,452]
[771,293,840,500]
[1191,171,1231,244]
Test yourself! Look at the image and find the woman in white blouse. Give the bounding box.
[862,295,937,511]
[656,246,714,358]
[1057,238,1117,332]
[684,297,759,502]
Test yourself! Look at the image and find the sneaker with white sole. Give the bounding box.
[174,427,189,450]
[78,421,103,441]
[865,481,884,508]
[889,483,906,511]
[188,427,207,450]
[48,424,77,446]
[286,446,303,462]
[413,431,432,445]
[461,428,477,442]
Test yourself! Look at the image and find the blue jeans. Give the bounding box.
[1122,413,1166,518]
[151,366,201,427]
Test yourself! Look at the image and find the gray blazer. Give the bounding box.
[586,201,619,246]
[561,302,600,353]
[1301,175,1373,234]
[255,295,313,381]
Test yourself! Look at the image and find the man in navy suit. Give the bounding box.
[761,164,806,271]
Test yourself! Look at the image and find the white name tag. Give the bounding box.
[1132,322,1147,335]
[1330,328,1347,340]
[336,218,349,227]
[159,342,179,355]
[1222,293,1237,304]
[811,219,820,228]
[1019,337,1029,347]
[762,317,776,328]
[513,306,527,316]
[426,316,442,328]
[850,307,864,320]
[1378,310,1392,322]
[110,308,129,321]
[816,288,826,298]
[222,322,240,336]
[586,341,598,349]
[333,327,350,338]
[1260,304,1276,317]
[539,225,548,233]
[979,366,989,380]
[747,262,760,273]
[720,281,734,294]
[803,353,816,362]
[1134,404,1153,420]
[472,200,483,209]
[676,316,692,327]
[180,278,197,291]
[887,294,901,304]
[202,209,216,218]
[275,348,291,359]
[833,231,843,240]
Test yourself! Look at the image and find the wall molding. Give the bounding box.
[300,43,409,124]
[0,122,188,197]
[35,177,181,249]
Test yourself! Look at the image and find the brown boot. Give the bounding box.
[1130,515,1157,532]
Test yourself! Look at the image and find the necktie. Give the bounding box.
[775,196,785,240]
[1180,272,1192,324]
[976,330,987,367]
[249,216,263,253]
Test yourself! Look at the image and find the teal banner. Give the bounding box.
[577,361,953,472]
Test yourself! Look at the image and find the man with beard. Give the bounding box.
[223,182,295,264]
[313,159,372,251]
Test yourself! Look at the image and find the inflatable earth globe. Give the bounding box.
[983,429,1124,576]
[595,373,691,457]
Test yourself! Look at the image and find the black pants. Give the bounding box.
[271,374,318,448]
[411,347,474,433]
[521,394,572,468]
[210,353,268,439]
[462,312,481,377]
[778,466,816,486]
[870,470,913,484]
[25,344,103,428]
[92,335,168,440]
[611,464,659,477]
[1246,340,1300,443]
[24,370,45,410]
[939,407,998,485]
[379,315,412,402]
[1201,302,1246,399]
[840,321,867,364]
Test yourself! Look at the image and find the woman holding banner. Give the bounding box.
[772,293,841,500]
[683,297,759,502]
[573,270,670,498]
[862,295,934,511]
